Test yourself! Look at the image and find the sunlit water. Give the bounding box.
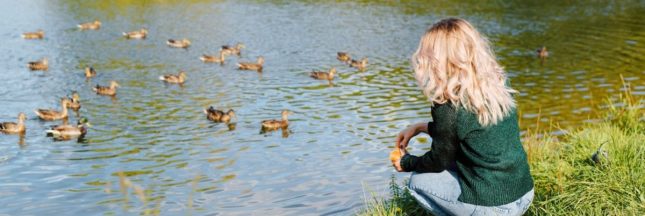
[0,1,643,215]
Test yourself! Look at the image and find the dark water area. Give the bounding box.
[0,0,643,215]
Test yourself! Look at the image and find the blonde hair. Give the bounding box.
[411,18,516,126]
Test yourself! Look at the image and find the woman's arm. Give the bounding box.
[395,122,430,150]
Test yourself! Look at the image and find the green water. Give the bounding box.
[0,0,643,215]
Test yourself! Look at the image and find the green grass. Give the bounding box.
[358,88,644,215]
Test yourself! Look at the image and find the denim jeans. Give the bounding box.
[407,171,534,216]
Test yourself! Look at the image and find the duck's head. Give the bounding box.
[141,28,148,34]
[18,113,26,122]
[77,117,91,127]
[37,29,44,34]
[361,58,368,64]
[94,20,101,25]
[72,91,80,100]
[183,39,191,45]
[179,71,187,79]
[42,58,48,65]
[110,81,120,88]
[227,109,237,119]
[329,67,337,76]
[257,56,265,65]
[281,109,292,119]
[236,43,245,49]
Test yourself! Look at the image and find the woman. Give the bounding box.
[392,18,534,215]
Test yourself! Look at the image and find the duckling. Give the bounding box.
[27,58,48,71]
[349,57,368,71]
[537,46,549,59]
[261,110,291,131]
[78,20,101,30]
[159,71,187,84]
[310,67,336,81]
[22,30,44,39]
[35,98,69,121]
[337,52,351,63]
[237,56,264,72]
[123,28,147,39]
[0,113,26,134]
[167,38,191,48]
[221,43,245,57]
[200,51,226,64]
[204,107,236,123]
[62,92,82,111]
[591,142,609,165]
[92,80,119,96]
[84,67,97,78]
[46,117,90,138]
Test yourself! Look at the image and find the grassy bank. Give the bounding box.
[359,89,644,215]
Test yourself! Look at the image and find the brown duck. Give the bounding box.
[159,71,187,84]
[0,113,26,134]
[84,67,96,78]
[62,92,82,111]
[310,67,336,81]
[349,57,368,71]
[93,81,120,96]
[204,107,236,123]
[237,56,264,72]
[78,20,101,30]
[261,110,292,131]
[46,117,90,138]
[22,30,44,39]
[200,51,226,64]
[35,98,68,121]
[123,28,147,39]
[221,43,244,57]
[167,38,191,48]
[28,58,48,71]
[337,52,351,63]
[537,46,549,59]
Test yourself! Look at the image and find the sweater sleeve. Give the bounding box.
[401,103,458,173]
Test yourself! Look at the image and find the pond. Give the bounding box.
[0,0,643,215]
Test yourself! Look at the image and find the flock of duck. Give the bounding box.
[0,20,371,140]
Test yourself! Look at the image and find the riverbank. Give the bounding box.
[359,89,644,215]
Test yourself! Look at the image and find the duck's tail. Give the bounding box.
[158,76,166,81]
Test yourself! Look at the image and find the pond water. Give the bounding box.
[0,0,643,215]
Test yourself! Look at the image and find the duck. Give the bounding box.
[46,117,90,138]
[200,51,226,64]
[167,38,191,48]
[349,57,368,71]
[159,71,186,84]
[237,56,264,72]
[310,67,336,81]
[261,110,291,131]
[0,113,26,134]
[28,58,48,71]
[537,46,549,59]
[123,28,147,39]
[62,92,82,111]
[35,98,69,121]
[204,107,236,123]
[92,80,119,96]
[337,52,351,63]
[22,30,44,39]
[78,20,101,30]
[221,43,244,57]
[84,67,97,78]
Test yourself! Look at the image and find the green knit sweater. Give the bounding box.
[401,103,534,206]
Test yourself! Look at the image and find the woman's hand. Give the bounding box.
[395,122,428,149]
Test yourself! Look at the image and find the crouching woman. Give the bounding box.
[392,18,534,216]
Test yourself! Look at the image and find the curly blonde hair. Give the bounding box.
[411,18,516,126]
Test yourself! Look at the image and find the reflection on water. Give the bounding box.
[0,0,643,215]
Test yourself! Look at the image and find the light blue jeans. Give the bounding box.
[408,171,534,216]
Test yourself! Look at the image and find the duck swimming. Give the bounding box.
[28,58,48,71]
[35,98,68,121]
[200,51,226,64]
[261,110,291,131]
[84,67,96,78]
[78,20,101,30]
[349,57,368,71]
[46,117,90,139]
[92,80,119,96]
[62,92,81,111]
[123,28,147,39]
[159,71,187,84]
[221,43,244,57]
[237,56,264,72]
[537,46,549,59]
[0,113,26,134]
[167,38,191,48]
[310,67,336,81]
[22,30,44,39]
[337,52,351,63]
[204,107,236,123]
